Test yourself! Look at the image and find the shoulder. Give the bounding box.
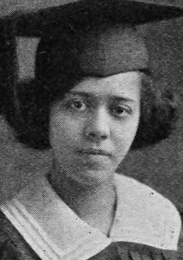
[0,210,13,243]
[0,210,40,260]
[0,210,19,259]
[116,241,179,260]
[115,174,181,250]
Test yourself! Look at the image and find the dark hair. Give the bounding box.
[1,9,179,150]
[2,71,178,150]
[133,74,178,149]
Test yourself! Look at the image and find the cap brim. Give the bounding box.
[3,0,183,37]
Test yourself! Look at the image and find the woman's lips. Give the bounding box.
[77,148,111,156]
[76,148,113,169]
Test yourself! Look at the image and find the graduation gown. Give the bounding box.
[0,173,181,260]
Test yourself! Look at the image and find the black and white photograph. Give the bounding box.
[0,0,183,259]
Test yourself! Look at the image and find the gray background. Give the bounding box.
[0,1,183,212]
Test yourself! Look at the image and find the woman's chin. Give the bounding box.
[52,156,117,187]
[66,168,115,188]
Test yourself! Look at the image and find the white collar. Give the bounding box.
[1,174,180,260]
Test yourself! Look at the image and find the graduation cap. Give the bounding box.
[4,0,183,37]
[0,0,183,110]
[31,0,183,80]
[0,0,182,75]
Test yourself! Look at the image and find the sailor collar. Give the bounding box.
[1,173,181,260]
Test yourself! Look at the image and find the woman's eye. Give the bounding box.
[111,105,131,118]
[68,98,87,111]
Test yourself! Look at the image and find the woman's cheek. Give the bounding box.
[50,115,83,147]
[114,120,139,153]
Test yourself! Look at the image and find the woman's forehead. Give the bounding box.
[70,71,142,100]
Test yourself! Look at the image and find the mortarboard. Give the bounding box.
[32,0,183,80]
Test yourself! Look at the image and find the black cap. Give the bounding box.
[34,0,183,80]
[11,0,183,37]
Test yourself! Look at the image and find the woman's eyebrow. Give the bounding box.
[110,95,136,103]
[67,91,91,99]
[70,91,136,103]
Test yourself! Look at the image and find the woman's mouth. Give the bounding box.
[77,148,111,156]
[75,148,114,170]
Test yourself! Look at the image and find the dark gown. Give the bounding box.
[0,174,181,260]
[0,211,179,260]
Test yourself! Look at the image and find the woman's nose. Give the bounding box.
[84,108,110,142]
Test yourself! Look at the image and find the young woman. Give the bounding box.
[0,1,182,259]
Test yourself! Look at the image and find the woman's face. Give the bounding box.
[50,71,141,185]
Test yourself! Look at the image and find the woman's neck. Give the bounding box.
[48,165,117,236]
